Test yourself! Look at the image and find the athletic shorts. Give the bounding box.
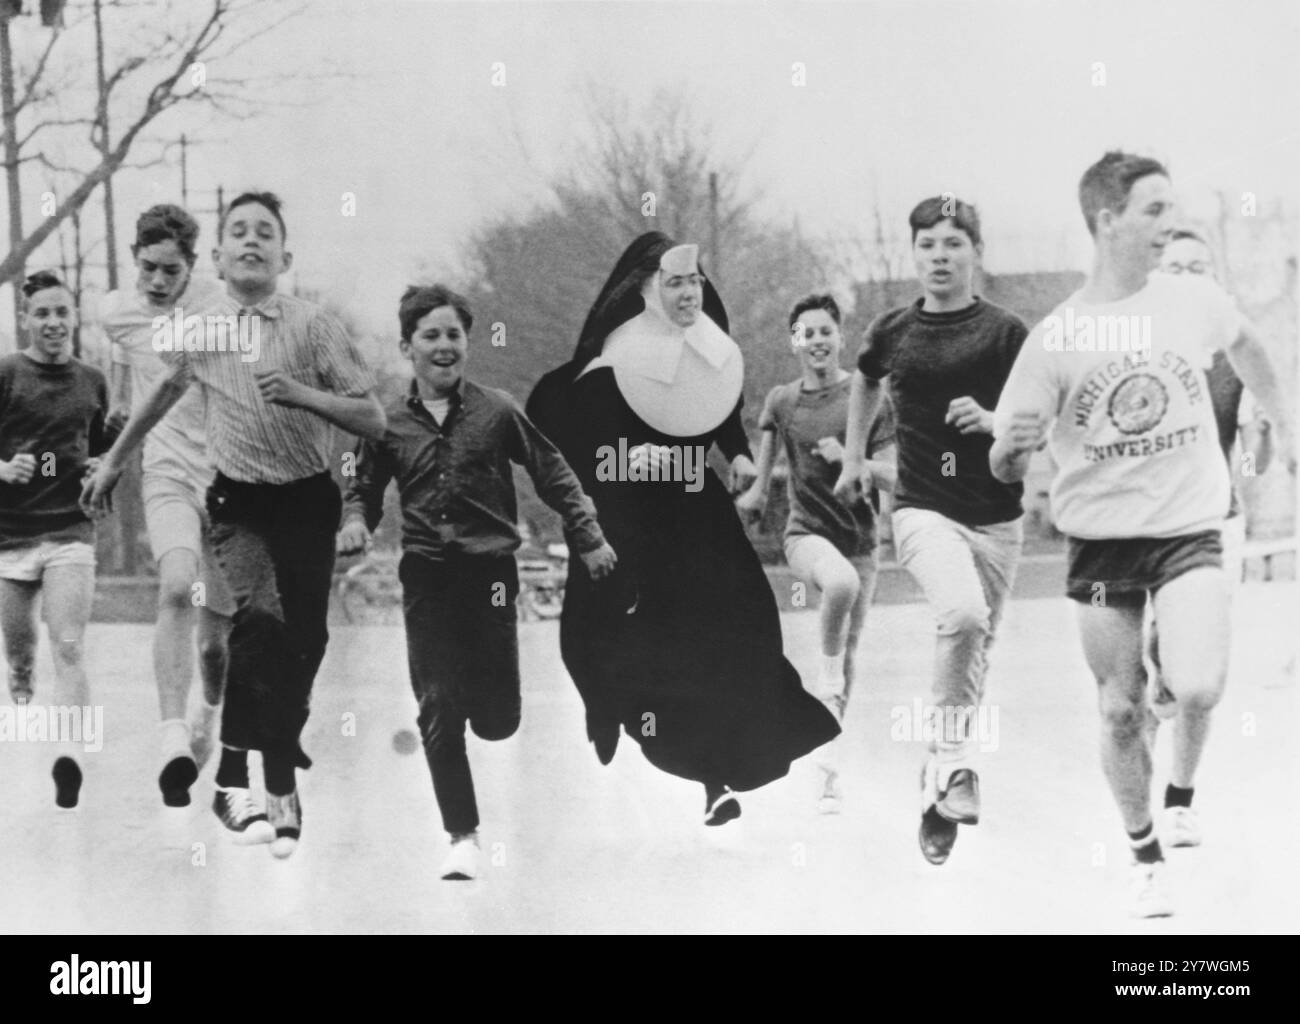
[1066,530,1223,608]
[143,470,236,616]
[0,539,95,582]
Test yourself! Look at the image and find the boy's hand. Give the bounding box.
[833,462,862,504]
[106,408,130,434]
[1005,411,1048,456]
[80,460,123,517]
[628,443,677,479]
[0,453,37,486]
[813,437,844,464]
[728,454,757,494]
[254,369,310,408]
[580,541,618,580]
[336,517,372,555]
[735,486,766,525]
[946,396,993,435]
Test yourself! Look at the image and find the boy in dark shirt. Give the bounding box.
[835,197,1028,865]
[0,271,119,808]
[339,285,616,881]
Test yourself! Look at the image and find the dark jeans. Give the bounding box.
[205,471,341,770]
[400,551,521,835]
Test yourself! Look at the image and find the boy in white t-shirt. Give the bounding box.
[990,151,1293,919]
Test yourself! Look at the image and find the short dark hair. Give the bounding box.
[1078,151,1168,236]
[21,269,68,300]
[909,195,982,247]
[399,284,473,340]
[219,191,287,241]
[788,293,842,328]
[133,204,199,262]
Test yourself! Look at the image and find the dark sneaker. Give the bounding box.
[267,790,302,859]
[213,786,274,844]
[936,768,980,825]
[159,755,199,808]
[53,756,82,810]
[919,806,958,865]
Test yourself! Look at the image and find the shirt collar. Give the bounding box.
[224,292,282,319]
[406,376,467,409]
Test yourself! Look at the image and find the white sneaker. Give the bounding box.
[1163,806,1202,848]
[440,834,480,880]
[1129,860,1175,918]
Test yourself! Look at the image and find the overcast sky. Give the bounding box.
[7,0,1300,340]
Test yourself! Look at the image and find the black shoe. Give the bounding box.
[919,806,958,864]
[704,785,742,826]
[53,757,82,810]
[159,755,199,808]
[212,786,274,844]
[936,768,980,825]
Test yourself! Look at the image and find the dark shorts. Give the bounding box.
[1066,530,1223,608]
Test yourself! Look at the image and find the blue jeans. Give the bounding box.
[205,472,341,770]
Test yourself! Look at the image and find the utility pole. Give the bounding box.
[708,171,720,284]
[1,5,23,342]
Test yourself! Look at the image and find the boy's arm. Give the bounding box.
[508,404,612,566]
[834,370,877,502]
[339,436,395,553]
[989,331,1058,484]
[1224,322,1294,474]
[864,442,898,493]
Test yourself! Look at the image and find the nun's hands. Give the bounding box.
[728,454,757,494]
[735,485,766,525]
[580,541,618,581]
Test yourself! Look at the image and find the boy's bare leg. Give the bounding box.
[0,578,40,704]
[43,563,95,808]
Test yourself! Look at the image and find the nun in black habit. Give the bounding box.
[527,232,839,825]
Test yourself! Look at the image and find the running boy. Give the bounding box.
[834,197,1029,865]
[990,151,1293,917]
[738,293,896,813]
[338,285,616,881]
[1,271,120,807]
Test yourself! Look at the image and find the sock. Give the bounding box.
[52,755,83,809]
[820,650,846,683]
[1127,821,1164,864]
[1164,783,1193,809]
[159,718,191,760]
[215,745,249,789]
[263,752,295,797]
[934,743,968,791]
[449,830,477,844]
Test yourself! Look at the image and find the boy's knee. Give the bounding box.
[1097,685,1145,738]
[937,602,989,638]
[821,569,860,608]
[158,574,196,611]
[51,636,84,667]
[197,634,228,668]
[1173,678,1226,713]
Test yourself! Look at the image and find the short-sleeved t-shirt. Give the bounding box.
[1204,348,1246,519]
[161,292,376,484]
[857,297,1027,525]
[104,277,224,496]
[993,273,1241,540]
[759,374,896,557]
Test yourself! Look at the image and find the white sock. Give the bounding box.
[934,743,970,790]
[160,718,191,760]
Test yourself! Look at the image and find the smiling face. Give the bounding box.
[658,267,704,328]
[213,201,291,297]
[135,239,193,310]
[1103,173,1177,275]
[401,305,468,395]
[22,286,77,363]
[791,307,843,373]
[912,219,979,301]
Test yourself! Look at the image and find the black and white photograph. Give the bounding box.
[0,0,1295,966]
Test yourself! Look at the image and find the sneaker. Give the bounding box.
[936,768,980,825]
[158,755,199,808]
[1129,859,1175,918]
[440,834,480,880]
[704,787,742,827]
[52,756,82,810]
[816,765,842,815]
[266,790,302,859]
[189,703,220,771]
[1163,806,1202,848]
[212,786,274,844]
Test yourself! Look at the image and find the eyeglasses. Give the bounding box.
[1162,262,1210,276]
